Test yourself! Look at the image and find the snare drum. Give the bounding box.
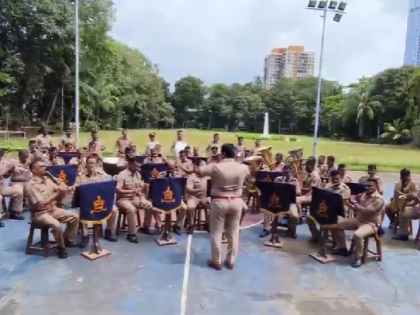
[103,157,124,176]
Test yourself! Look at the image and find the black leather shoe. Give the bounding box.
[139,227,156,235]
[392,234,409,241]
[0,220,4,228]
[173,225,181,235]
[64,239,79,248]
[127,234,139,243]
[57,248,68,259]
[9,212,25,220]
[78,236,89,249]
[259,229,270,238]
[331,248,350,257]
[104,229,118,242]
[352,259,362,268]
[186,226,194,235]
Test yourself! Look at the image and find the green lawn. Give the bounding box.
[1,129,418,172]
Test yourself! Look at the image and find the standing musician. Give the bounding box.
[175,150,193,177]
[115,129,132,158]
[35,127,53,152]
[173,161,206,235]
[143,148,165,164]
[337,163,352,183]
[116,157,159,241]
[198,144,249,270]
[250,139,262,156]
[385,168,417,229]
[86,131,106,156]
[25,158,79,259]
[171,130,188,158]
[316,155,327,176]
[332,178,384,268]
[271,153,285,172]
[145,132,160,154]
[296,158,321,242]
[76,156,118,248]
[45,147,65,166]
[28,140,44,161]
[69,148,86,175]
[358,164,383,195]
[59,127,76,151]
[235,137,246,160]
[206,133,221,155]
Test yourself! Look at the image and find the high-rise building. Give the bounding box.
[404,0,420,66]
[263,46,315,89]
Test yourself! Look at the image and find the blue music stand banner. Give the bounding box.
[149,177,186,214]
[46,164,78,187]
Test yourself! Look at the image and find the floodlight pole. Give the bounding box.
[74,0,80,148]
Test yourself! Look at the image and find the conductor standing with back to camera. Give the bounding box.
[197,143,249,271]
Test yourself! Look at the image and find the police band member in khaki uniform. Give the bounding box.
[337,163,352,184]
[358,164,383,195]
[235,137,246,159]
[173,161,209,235]
[69,148,87,175]
[206,133,221,155]
[59,127,77,151]
[86,131,106,157]
[116,157,157,242]
[175,150,193,177]
[10,150,32,216]
[143,148,165,164]
[45,147,65,166]
[117,146,135,168]
[76,156,118,248]
[321,155,336,183]
[35,127,53,152]
[115,129,132,158]
[385,168,417,230]
[250,139,262,156]
[332,178,384,268]
[393,183,420,242]
[316,155,327,176]
[296,158,321,242]
[207,145,220,164]
[198,144,249,270]
[261,165,302,237]
[25,158,79,259]
[272,153,285,172]
[145,132,160,155]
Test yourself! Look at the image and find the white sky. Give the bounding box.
[111,0,408,86]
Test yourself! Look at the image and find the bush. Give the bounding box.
[235,133,286,141]
[289,137,297,142]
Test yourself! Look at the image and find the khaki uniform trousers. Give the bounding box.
[32,207,79,248]
[176,197,208,226]
[80,206,118,236]
[333,217,377,259]
[297,195,320,239]
[399,205,420,236]
[0,184,24,213]
[209,198,243,264]
[263,204,299,231]
[117,196,158,234]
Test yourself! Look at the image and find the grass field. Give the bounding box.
[1,129,419,172]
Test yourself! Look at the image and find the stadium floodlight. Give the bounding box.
[328,1,338,10]
[338,2,347,11]
[333,13,342,22]
[307,0,317,8]
[318,1,327,9]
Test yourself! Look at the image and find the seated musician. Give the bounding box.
[321,155,336,182]
[358,164,383,194]
[385,168,417,230]
[192,146,200,157]
[206,133,221,155]
[259,165,301,238]
[10,150,32,217]
[235,137,246,158]
[154,144,167,161]
[59,127,76,151]
[69,148,86,175]
[116,157,159,241]
[117,146,135,168]
[130,144,138,156]
[76,156,118,248]
[28,140,44,161]
[175,150,193,177]
[316,155,327,176]
[393,183,420,242]
[243,150,251,159]
[63,142,76,152]
[296,158,321,242]
[173,160,208,235]
[145,132,160,154]
[256,157,270,171]
[45,147,65,166]
[271,153,285,172]
[207,145,220,164]
[184,146,192,158]
[337,163,352,183]
[143,148,165,164]
[332,178,384,268]
[25,158,79,259]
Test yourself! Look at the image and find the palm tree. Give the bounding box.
[381,118,411,142]
[410,115,420,147]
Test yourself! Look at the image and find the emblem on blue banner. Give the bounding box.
[256,181,295,216]
[256,171,283,183]
[141,163,167,183]
[46,164,78,187]
[150,177,187,214]
[75,180,117,224]
[309,187,344,227]
[58,152,77,164]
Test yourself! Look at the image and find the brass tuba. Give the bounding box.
[286,149,304,187]
[256,146,276,170]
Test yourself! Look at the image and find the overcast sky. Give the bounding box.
[111,0,408,87]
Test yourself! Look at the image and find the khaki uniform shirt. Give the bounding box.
[250,146,261,156]
[45,156,65,166]
[36,135,53,149]
[207,141,221,153]
[86,139,105,157]
[29,149,44,161]
[235,144,246,155]
[175,159,193,177]
[143,156,164,164]
[10,161,32,182]
[115,137,132,155]
[116,169,144,199]
[199,158,249,197]
[340,174,352,184]
[274,176,301,195]
[394,180,417,195]
[358,174,383,193]
[25,176,58,213]
[302,170,321,192]
[69,157,86,175]
[145,141,160,153]
[0,158,15,181]
[76,169,111,185]
[356,192,384,225]
[325,183,351,200]
[271,162,285,172]
[60,135,76,149]
[186,173,208,198]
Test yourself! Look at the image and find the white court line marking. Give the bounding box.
[180,234,193,315]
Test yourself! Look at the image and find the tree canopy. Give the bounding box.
[1,0,420,147]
